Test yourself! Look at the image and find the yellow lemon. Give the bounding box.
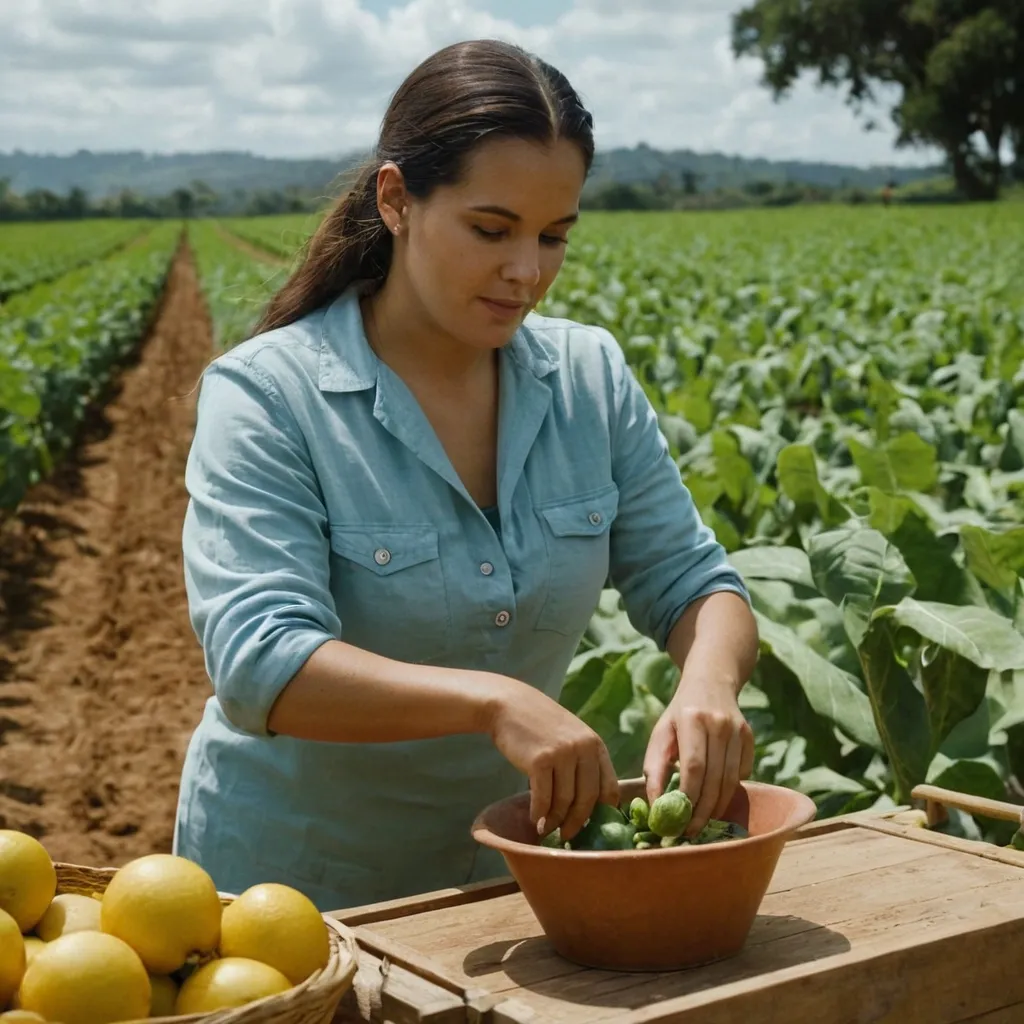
[18,930,151,1024]
[149,973,179,1017]
[0,909,26,1009]
[34,893,103,942]
[100,854,221,974]
[0,832,56,933]
[175,957,291,1012]
[219,883,330,984]
[21,939,45,966]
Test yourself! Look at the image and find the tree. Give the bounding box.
[731,1,1024,200]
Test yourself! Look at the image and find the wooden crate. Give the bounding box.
[328,812,1024,1023]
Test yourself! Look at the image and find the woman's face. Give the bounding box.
[388,135,587,353]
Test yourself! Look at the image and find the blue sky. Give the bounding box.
[0,0,941,169]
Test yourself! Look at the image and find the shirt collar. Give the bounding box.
[317,286,558,393]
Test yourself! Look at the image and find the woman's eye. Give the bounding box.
[541,234,568,247]
[473,226,505,240]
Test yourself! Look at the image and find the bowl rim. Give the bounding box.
[470,778,818,860]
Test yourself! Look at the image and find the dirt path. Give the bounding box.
[0,241,214,866]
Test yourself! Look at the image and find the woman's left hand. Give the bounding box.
[642,673,755,838]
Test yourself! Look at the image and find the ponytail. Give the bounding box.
[251,161,392,336]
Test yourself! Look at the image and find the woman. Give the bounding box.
[175,38,758,911]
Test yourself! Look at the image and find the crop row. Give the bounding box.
[0,225,180,510]
[0,220,151,304]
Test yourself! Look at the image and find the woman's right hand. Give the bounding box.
[482,675,620,842]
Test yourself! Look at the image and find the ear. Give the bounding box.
[375,162,408,237]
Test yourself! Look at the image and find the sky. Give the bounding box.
[0,0,942,168]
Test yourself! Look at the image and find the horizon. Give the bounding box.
[0,0,946,170]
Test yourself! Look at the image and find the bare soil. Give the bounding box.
[0,242,214,866]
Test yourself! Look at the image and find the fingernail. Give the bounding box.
[536,817,546,835]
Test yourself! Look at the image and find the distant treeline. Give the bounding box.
[0,168,1009,223]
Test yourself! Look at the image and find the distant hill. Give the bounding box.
[0,144,941,200]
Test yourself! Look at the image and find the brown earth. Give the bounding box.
[0,241,214,867]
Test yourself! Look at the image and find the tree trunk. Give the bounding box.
[949,146,998,200]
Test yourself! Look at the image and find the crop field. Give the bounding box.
[0,202,1022,866]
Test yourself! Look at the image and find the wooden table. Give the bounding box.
[328,812,1024,1023]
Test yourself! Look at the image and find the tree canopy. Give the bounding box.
[731,1,1024,199]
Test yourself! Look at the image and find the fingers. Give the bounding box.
[546,760,577,837]
[739,719,756,780]
[560,757,601,842]
[642,714,678,806]
[531,765,553,834]
[675,711,706,829]
[597,743,621,808]
[684,718,721,838]
[712,726,745,821]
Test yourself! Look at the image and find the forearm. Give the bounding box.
[665,590,759,697]
[265,639,508,743]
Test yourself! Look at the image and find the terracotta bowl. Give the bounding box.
[470,777,817,972]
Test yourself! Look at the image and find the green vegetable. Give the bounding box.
[666,771,680,794]
[539,828,563,849]
[589,802,629,827]
[648,790,693,839]
[628,797,650,830]
[632,830,659,846]
[1009,828,1024,852]
[572,821,636,851]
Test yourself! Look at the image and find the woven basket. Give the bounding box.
[44,862,359,1024]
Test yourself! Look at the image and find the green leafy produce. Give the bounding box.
[648,790,694,839]
[628,797,650,829]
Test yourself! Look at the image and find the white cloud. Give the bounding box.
[0,0,942,167]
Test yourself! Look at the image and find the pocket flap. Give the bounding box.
[329,525,439,576]
[538,486,620,538]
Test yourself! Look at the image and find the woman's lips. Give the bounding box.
[480,297,526,320]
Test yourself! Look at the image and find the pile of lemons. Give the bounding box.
[0,829,332,1023]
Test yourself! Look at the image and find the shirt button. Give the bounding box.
[494,610,510,627]
[588,511,603,526]
[374,548,391,566]
[480,562,494,576]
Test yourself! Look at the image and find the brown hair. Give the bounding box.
[252,39,595,335]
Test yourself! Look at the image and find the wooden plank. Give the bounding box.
[350,827,1024,1023]
[961,1005,1024,1023]
[476,875,1024,1023]
[329,876,520,927]
[853,816,1024,869]
[331,947,467,1024]
[611,911,1024,1023]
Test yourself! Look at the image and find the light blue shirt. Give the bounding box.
[174,285,749,910]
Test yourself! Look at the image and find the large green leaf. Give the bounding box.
[885,505,985,606]
[859,618,932,802]
[776,444,850,525]
[960,525,1024,593]
[927,758,1009,805]
[808,527,917,648]
[728,545,815,588]
[848,432,939,494]
[881,599,1024,672]
[917,647,989,759]
[754,611,881,750]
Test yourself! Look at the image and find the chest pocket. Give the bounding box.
[328,525,450,663]
[534,483,619,637]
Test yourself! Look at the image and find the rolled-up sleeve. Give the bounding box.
[599,329,750,650]
[181,354,340,736]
